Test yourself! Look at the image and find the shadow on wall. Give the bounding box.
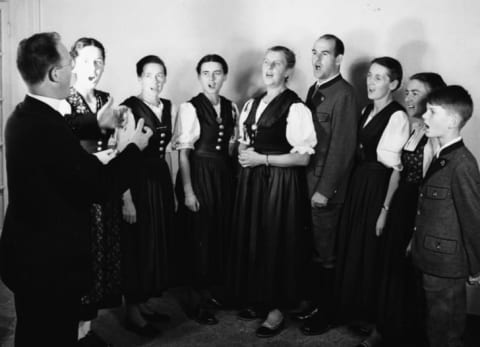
[389,18,430,78]
[231,48,265,108]
[347,58,370,109]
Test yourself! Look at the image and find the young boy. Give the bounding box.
[411,85,480,347]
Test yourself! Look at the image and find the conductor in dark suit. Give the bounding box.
[0,32,152,346]
[297,34,358,335]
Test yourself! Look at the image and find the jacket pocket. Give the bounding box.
[315,112,330,122]
[424,185,449,200]
[424,234,457,254]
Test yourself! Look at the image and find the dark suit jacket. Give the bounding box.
[305,75,358,203]
[0,96,142,294]
[412,140,480,278]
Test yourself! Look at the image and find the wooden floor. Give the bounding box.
[1,279,479,346]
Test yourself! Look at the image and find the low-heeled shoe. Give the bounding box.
[237,307,264,321]
[291,307,319,321]
[255,319,285,338]
[193,308,219,325]
[300,315,333,336]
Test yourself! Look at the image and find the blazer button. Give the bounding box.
[435,242,441,249]
[417,210,421,215]
[420,193,424,198]
[433,192,438,197]
[413,227,417,231]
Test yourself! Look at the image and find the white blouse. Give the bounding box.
[238,99,317,155]
[363,108,410,171]
[174,100,239,150]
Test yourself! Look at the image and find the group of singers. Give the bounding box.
[42,33,450,347]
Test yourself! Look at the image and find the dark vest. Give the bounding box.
[190,93,234,157]
[244,89,302,154]
[357,101,405,163]
[122,96,172,160]
[66,88,112,153]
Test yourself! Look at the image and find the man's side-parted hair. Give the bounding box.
[427,85,473,129]
[17,32,62,85]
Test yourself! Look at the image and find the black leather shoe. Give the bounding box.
[291,307,319,321]
[300,314,333,336]
[77,331,112,347]
[141,311,171,322]
[193,308,219,325]
[206,297,223,309]
[255,319,285,338]
[237,307,265,321]
[125,320,160,338]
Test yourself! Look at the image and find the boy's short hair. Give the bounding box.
[427,85,473,128]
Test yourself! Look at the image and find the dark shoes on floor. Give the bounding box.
[300,312,333,336]
[237,307,265,321]
[193,307,219,325]
[125,319,161,338]
[255,318,285,338]
[77,331,112,347]
[291,306,319,321]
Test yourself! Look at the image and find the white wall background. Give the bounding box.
[7,0,480,165]
[6,0,480,312]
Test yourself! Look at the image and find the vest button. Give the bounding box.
[160,133,166,138]
[215,145,221,151]
[219,124,224,129]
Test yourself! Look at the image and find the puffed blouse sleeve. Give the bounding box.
[376,110,410,170]
[286,102,317,155]
[174,102,201,150]
[237,99,254,145]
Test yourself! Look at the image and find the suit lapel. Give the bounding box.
[424,140,464,181]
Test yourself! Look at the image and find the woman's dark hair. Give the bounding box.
[409,72,446,92]
[70,37,105,61]
[371,56,403,91]
[136,55,167,77]
[17,32,61,85]
[196,54,228,75]
[267,45,296,69]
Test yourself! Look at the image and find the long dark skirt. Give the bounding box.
[174,152,235,289]
[80,200,122,320]
[121,161,174,304]
[377,181,425,342]
[335,161,392,323]
[228,165,311,308]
